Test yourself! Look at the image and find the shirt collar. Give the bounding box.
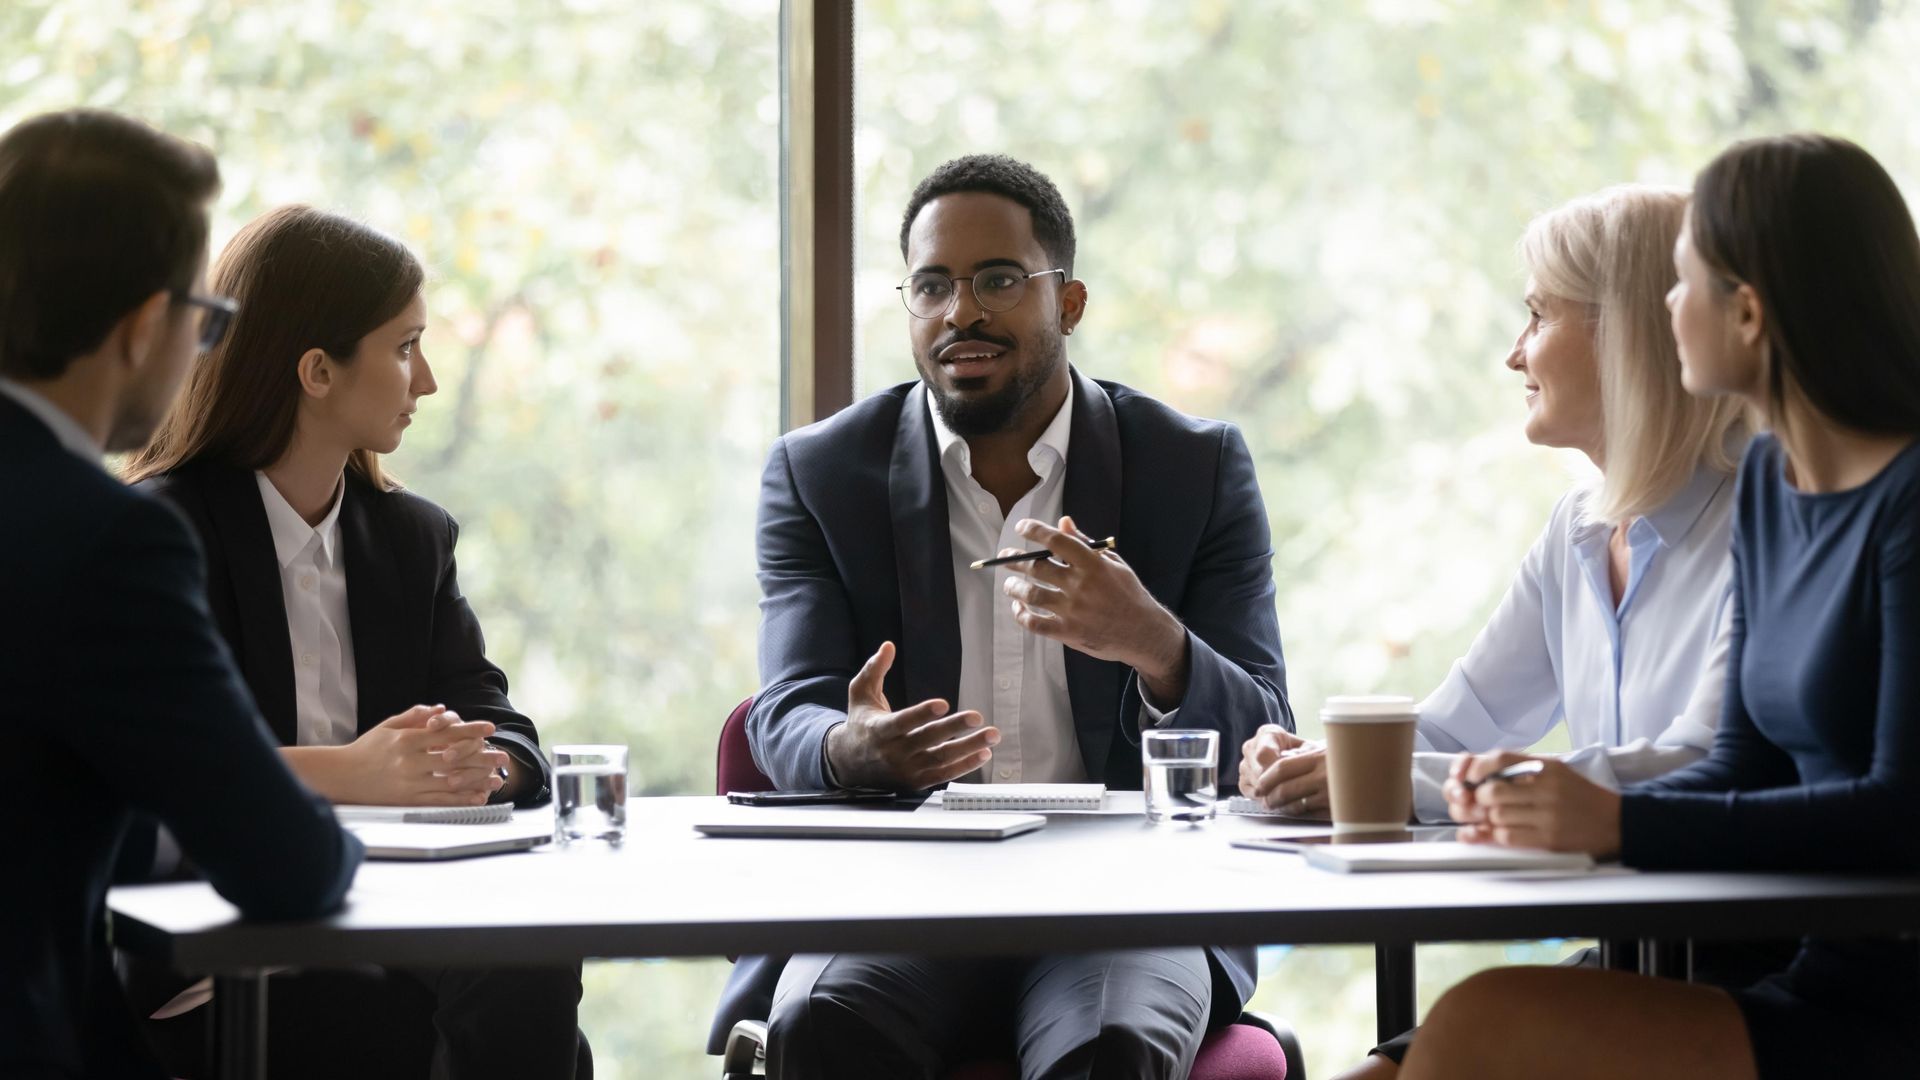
[254,471,346,568]
[1568,460,1733,554]
[925,384,1074,480]
[0,377,104,467]
[1639,463,1733,549]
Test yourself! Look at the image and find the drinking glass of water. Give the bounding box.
[553,744,628,846]
[1142,729,1218,825]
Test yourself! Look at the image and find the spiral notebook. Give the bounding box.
[334,803,514,825]
[940,782,1106,811]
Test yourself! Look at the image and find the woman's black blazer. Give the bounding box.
[140,462,551,805]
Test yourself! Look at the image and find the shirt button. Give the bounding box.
[997,676,1012,690]
[300,652,316,667]
[997,768,1013,779]
[299,574,317,591]
[977,500,993,514]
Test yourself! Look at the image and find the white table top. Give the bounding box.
[108,796,1920,973]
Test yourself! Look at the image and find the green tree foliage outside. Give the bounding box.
[8,1,1916,1074]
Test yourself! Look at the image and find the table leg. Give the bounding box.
[1374,942,1417,1044]
[1637,939,1692,981]
[1598,938,1638,971]
[212,972,268,1080]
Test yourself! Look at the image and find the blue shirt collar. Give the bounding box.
[1570,462,1734,552]
[1640,464,1734,550]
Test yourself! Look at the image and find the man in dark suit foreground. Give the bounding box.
[0,109,365,1079]
[714,154,1293,1079]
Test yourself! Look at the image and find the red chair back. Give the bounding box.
[717,696,774,796]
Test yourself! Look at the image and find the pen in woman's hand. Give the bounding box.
[1459,758,1547,791]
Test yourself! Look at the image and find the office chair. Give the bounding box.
[717,697,1306,1080]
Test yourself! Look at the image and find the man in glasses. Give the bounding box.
[721,154,1292,1078]
[0,109,362,1079]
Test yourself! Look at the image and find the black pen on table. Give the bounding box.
[1459,758,1546,791]
[970,537,1117,570]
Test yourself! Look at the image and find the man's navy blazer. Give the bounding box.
[0,394,362,1079]
[140,462,552,805]
[710,368,1293,1050]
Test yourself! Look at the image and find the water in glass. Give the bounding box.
[1143,729,1219,825]
[554,745,627,845]
[1145,759,1218,824]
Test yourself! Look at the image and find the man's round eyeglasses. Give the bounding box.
[180,293,239,352]
[896,267,1065,320]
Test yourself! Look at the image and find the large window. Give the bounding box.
[13,0,1920,1073]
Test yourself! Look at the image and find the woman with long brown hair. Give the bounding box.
[126,205,587,1079]
[1402,135,1920,1080]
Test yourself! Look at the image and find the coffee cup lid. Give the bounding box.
[1319,694,1418,721]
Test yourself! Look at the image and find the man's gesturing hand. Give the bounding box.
[825,641,999,791]
[1000,515,1191,706]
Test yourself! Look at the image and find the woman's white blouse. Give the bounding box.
[1412,466,1736,821]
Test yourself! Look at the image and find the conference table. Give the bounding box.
[109,795,1920,1079]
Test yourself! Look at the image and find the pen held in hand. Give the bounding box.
[970,536,1117,570]
[1460,758,1547,791]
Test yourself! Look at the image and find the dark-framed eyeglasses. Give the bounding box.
[180,293,239,351]
[896,267,1065,320]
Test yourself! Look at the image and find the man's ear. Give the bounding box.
[295,348,334,399]
[1060,277,1088,335]
[117,290,174,375]
[1731,281,1767,350]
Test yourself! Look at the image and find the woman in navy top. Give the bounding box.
[1401,134,1920,1080]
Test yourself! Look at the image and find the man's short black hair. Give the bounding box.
[0,109,219,380]
[899,154,1077,277]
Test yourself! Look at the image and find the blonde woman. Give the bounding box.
[1237,186,1755,1080]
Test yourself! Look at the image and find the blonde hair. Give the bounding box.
[1521,185,1749,525]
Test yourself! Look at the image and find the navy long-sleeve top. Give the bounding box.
[1621,432,1920,1005]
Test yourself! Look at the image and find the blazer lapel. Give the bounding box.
[889,383,962,711]
[340,479,410,735]
[1060,369,1126,778]
[202,468,300,746]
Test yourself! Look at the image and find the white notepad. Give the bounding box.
[347,821,551,860]
[940,782,1106,811]
[334,803,514,825]
[1304,842,1595,873]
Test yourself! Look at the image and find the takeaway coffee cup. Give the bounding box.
[1320,695,1418,832]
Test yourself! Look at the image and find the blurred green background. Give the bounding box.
[11,0,1917,1074]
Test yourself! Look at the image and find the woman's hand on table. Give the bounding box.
[1444,751,1621,858]
[1237,724,1331,818]
[289,705,507,807]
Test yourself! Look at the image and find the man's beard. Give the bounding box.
[927,332,1065,438]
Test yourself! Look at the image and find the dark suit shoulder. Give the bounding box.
[777,381,913,463]
[132,460,221,533]
[1,430,199,586]
[350,473,459,543]
[2,459,205,669]
[1098,378,1240,451]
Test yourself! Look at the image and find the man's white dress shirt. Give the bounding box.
[926,392,1178,786]
[929,392,1086,784]
[255,472,360,748]
[1412,465,1736,820]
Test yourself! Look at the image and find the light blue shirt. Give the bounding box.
[1411,465,1737,821]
